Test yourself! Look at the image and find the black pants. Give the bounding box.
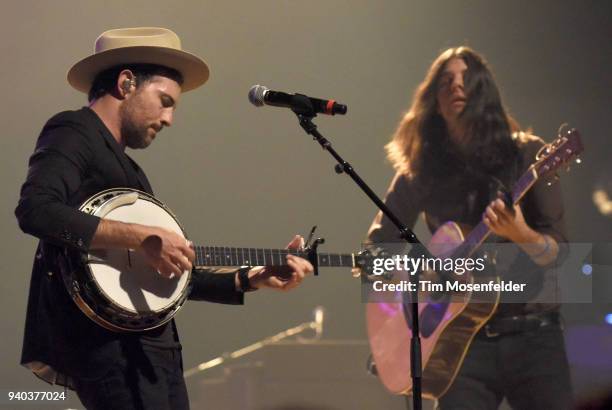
[74,347,189,410]
[437,324,572,410]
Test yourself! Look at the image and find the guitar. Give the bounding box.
[62,189,368,332]
[366,128,584,398]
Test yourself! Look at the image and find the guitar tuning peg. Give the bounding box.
[565,166,571,173]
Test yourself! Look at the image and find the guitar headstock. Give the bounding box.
[533,127,584,181]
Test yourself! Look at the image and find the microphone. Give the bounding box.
[248,85,347,116]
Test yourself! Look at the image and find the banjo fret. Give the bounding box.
[192,246,356,268]
[194,246,319,267]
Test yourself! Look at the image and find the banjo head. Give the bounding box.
[67,189,192,332]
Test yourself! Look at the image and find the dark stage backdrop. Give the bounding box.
[1,1,610,408]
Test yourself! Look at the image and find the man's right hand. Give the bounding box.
[140,227,195,278]
[90,219,195,278]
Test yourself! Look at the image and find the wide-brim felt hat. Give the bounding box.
[67,27,210,93]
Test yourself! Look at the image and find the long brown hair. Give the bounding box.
[386,47,520,188]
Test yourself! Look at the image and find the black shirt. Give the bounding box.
[367,133,567,316]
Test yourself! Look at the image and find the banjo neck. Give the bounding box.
[194,245,357,269]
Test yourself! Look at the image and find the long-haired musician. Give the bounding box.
[367,47,572,409]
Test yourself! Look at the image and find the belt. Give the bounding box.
[481,312,562,338]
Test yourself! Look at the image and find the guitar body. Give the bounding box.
[366,221,500,398]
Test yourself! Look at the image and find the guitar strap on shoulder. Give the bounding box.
[462,152,520,208]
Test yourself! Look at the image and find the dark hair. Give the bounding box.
[88,64,184,102]
[386,46,520,193]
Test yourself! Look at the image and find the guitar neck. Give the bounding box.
[194,245,356,268]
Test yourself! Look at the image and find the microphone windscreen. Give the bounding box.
[248,84,268,107]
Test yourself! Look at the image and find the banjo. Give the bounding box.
[61,188,365,333]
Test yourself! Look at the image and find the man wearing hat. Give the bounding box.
[15,27,313,409]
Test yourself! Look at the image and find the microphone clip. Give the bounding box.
[290,94,318,117]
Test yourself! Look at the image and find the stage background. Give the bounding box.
[1,1,610,408]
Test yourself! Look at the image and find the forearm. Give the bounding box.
[189,268,245,304]
[90,219,152,250]
[510,225,559,266]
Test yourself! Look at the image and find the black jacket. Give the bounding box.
[16,107,244,386]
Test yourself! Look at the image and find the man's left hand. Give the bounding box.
[248,235,314,291]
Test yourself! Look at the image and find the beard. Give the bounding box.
[119,97,152,149]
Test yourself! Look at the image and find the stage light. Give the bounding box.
[605,314,612,325]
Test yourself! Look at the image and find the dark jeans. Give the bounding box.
[74,347,189,410]
[437,324,572,410]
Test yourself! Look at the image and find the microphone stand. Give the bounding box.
[290,95,428,410]
[184,307,325,378]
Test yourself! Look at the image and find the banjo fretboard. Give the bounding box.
[194,245,355,268]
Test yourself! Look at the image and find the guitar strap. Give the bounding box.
[456,146,521,213]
